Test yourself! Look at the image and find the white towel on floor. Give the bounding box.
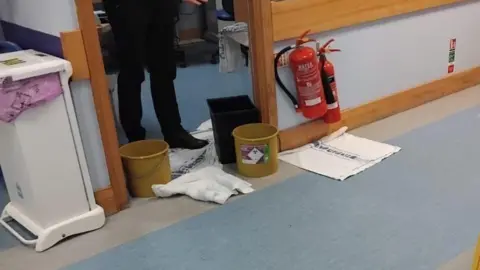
[219,23,248,73]
[152,166,254,204]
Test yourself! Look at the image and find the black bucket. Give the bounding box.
[207,95,260,164]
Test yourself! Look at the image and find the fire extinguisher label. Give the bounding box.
[327,102,339,109]
[305,97,322,106]
[296,62,323,107]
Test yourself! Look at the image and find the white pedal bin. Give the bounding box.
[0,50,105,252]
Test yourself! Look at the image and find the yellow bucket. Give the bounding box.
[232,123,279,178]
[119,140,171,198]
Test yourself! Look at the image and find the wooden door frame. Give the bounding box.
[73,0,277,214]
[246,0,277,126]
[74,0,128,215]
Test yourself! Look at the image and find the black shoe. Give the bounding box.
[164,129,208,149]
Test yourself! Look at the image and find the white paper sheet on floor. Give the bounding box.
[152,166,254,204]
[169,120,220,179]
[280,131,401,181]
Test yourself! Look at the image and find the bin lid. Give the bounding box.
[0,50,72,81]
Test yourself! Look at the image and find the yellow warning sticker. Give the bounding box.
[0,58,26,66]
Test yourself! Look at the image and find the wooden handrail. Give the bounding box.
[272,0,466,41]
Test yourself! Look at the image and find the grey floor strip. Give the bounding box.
[64,106,480,270]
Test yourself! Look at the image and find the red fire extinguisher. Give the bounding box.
[318,39,341,124]
[275,30,328,120]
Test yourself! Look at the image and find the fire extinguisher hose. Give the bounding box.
[274,46,299,109]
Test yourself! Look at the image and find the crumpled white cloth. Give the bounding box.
[152,166,254,204]
[219,22,248,73]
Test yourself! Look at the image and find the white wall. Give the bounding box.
[0,0,78,37]
[0,0,110,190]
[275,1,480,130]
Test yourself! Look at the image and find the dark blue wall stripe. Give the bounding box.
[0,20,63,58]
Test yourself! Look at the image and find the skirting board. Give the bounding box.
[279,66,480,151]
[94,186,120,216]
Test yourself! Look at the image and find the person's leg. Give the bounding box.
[146,21,182,134]
[103,0,147,142]
[145,7,208,149]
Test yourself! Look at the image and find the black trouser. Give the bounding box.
[104,0,181,141]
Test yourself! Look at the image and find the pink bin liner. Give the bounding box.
[0,73,63,123]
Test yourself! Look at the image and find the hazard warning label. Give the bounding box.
[240,144,270,164]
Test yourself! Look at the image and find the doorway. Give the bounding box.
[74,0,276,214]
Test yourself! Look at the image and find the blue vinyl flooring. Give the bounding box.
[63,107,480,270]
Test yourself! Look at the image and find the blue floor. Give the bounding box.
[64,107,480,270]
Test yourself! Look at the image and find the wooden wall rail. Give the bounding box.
[279,66,480,151]
[271,0,465,41]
